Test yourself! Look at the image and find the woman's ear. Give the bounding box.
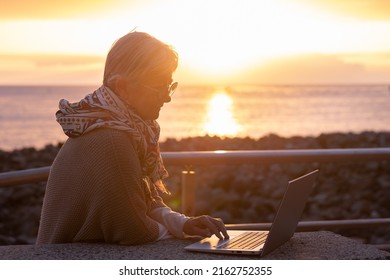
[110,76,130,100]
[112,76,127,97]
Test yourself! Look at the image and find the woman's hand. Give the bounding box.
[183,215,229,240]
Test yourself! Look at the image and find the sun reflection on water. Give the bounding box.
[203,91,241,137]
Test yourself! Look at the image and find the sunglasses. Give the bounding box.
[143,81,178,100]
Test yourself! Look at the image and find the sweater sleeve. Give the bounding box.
[143,161,191,239]
[149,207,190,239]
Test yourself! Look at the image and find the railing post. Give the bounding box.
[181,170,196,216]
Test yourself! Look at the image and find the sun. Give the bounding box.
[203,91,241,137]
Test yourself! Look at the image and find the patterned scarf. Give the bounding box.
[56,85,170,194]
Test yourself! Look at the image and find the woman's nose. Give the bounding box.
[160,94,171,103]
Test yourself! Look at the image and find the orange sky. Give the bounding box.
[1,0,390,85]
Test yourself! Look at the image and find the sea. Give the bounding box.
[0,84,389,151]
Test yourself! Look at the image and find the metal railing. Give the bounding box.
[2,148,390,187]
[1,148,390,250]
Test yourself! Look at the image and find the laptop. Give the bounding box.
[185,169,319,256]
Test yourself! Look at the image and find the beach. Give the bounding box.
[1,132,389,246]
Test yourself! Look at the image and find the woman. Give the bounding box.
[37,31,228,245]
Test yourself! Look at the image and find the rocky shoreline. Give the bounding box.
[1,131,389,246]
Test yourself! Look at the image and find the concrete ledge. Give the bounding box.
[0,231,388,260]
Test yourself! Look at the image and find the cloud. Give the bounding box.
[296,0,390,20]
[0,54,104,85]
[0,0,143,19]
[177,53,390,85]
[1,52,389,85]
[236,53,390,84]
[3,0,390,21]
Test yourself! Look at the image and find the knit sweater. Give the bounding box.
[36,128,189,245]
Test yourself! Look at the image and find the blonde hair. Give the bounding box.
[103,32,178,86]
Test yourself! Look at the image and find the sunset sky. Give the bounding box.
[1,0,390,85]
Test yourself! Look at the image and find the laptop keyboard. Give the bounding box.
[220,231,268,250]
